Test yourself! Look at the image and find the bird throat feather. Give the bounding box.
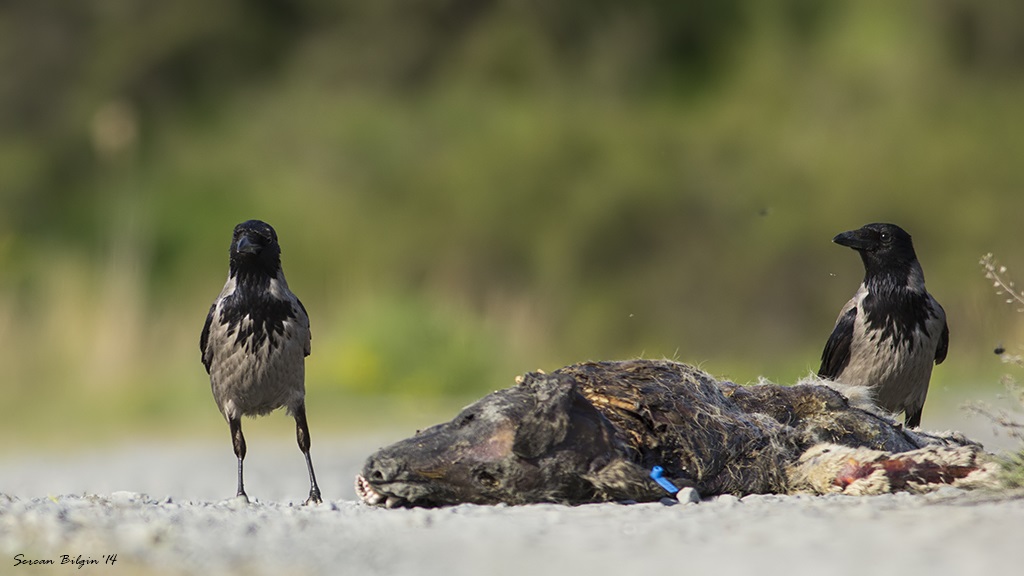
[860,262,939,355]
[219,272,298,354]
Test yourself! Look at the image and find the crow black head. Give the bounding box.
[833,223,919,278]
[229,219,282,278]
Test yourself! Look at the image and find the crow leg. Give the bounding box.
[294,403,322,505]
[229,416,248,501]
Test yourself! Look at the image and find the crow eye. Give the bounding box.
[879,232,891,242]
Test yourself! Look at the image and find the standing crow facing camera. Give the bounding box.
[818,223,949,428]
[200,220,322,504]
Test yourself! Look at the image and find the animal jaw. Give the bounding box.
[354,473,432,509]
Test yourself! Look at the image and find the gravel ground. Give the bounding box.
[2,436,1023,576]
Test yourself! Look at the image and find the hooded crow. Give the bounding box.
[818,223,948,428]
[200,220,322,504]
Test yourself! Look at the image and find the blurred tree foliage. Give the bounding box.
[3,0,1024,439]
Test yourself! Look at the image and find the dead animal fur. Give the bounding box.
[357,359,997,507]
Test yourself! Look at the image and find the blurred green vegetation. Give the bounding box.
[4,0,1024,447]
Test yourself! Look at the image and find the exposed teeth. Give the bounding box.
[354,475,384,505]
[355,474,408,508]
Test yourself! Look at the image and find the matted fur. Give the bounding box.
[358,359,995,507]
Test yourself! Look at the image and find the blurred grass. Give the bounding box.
[3,0,1024,449]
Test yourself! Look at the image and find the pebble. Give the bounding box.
[706,494,740,506]
[676,487,701,504]
[110,491,144,503]
[740,493,786,504]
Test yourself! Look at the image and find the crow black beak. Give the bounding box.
[833,229,873,251]
[235,235,261,255]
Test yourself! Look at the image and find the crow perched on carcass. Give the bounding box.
[200,220,321,504]
[819,223,949,428]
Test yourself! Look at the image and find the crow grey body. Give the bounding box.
[200,220,321,504]
[204,273,309,419]
[819,223,948,428]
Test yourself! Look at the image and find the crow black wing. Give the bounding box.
[296,296,311,357]
[934,318,949,365]
[200,303,216,374]
[818,304,857,380]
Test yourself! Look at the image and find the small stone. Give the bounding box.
[706,494,740,506]
[676,487,701,504]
